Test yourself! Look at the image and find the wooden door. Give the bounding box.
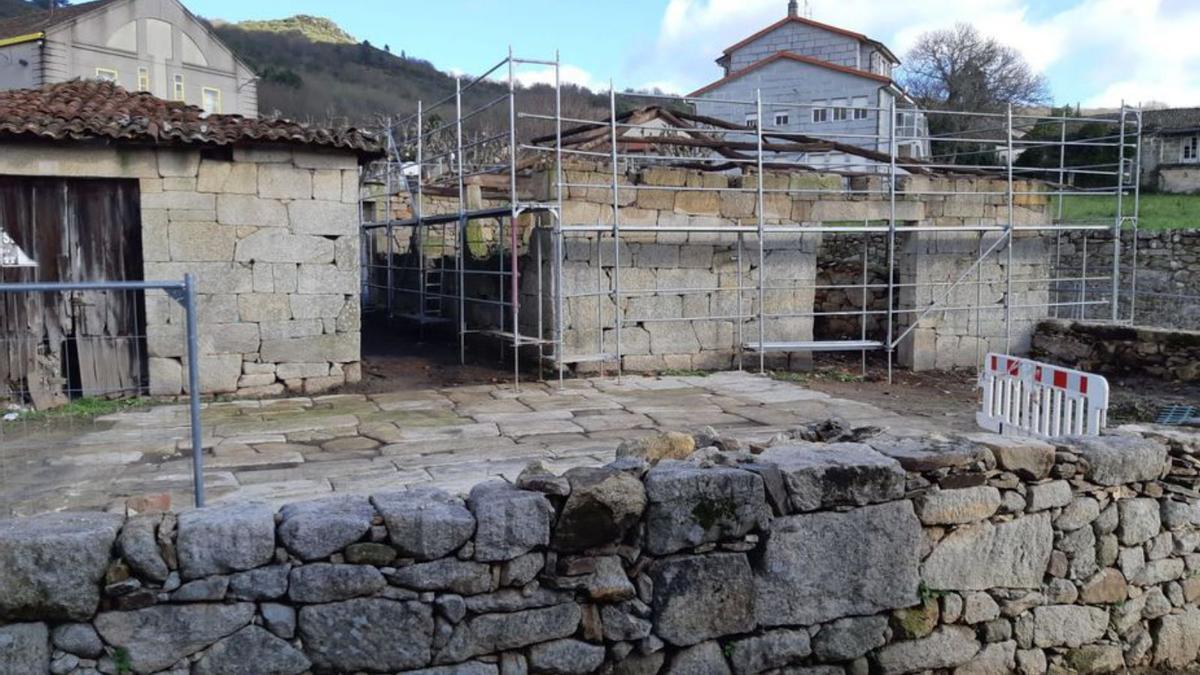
[0,176,144,408]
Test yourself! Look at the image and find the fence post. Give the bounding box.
[183,273,205,508]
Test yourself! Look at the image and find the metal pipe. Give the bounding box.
[1130,106,1143,324]
[508,46,520,391]
[755,89,766,374]
[183,273,205,508]
[609,81,623,381]
[1005,103,1015,354]
[885,97,897,383]
[455,76,466,364]
[554,51,565,388]
[1112,103,1127,322]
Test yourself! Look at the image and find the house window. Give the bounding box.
[137,67,149,91]
[1183,137,1198,162]
[852,96,869,120]
[201,87,222,114]
[95,68,118,83]
[812,100,828,123]
[173,74,185,101]
[832,98,848,122]
[745,112,758,129]
[773,112,789,127]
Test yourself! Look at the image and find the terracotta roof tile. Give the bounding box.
[0,80,381,155]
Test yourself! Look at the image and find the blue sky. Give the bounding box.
[189,0,1200,108]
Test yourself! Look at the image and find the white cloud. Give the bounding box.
[512,64,607,92]
[633,0,1200,107]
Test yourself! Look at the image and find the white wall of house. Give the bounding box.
[724,21,861,73]
[695,58,888,155]
[0,0,257,117]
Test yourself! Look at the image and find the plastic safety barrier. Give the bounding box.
[977,353,1109,438]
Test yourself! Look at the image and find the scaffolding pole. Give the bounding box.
[1113,103,1127,322]
[885,97,897,384]
[1005,103,1015,355]
[755,89,766,374]
[357,48,1143,390]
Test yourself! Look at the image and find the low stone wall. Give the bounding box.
[3,422,1199,674]
[1055,229,1200,331]
[1033,319,1200,382]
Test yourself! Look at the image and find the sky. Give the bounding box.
[188,0,1200,108]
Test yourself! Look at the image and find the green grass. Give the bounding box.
[1058,193,1200,230]
[2,397,151,426]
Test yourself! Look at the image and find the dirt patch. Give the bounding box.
[345,316,524,393]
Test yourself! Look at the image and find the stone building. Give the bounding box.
[0,80,378,403]
[1137,107,1200,193]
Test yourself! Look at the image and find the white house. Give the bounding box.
[689,1,928,168]
[0,0,257,117]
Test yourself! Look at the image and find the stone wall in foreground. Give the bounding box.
[5,424,1197,674]
[1033,319,1200,382]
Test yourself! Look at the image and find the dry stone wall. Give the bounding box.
[1032,319,1200,382]
[3,422,1199,674]
[1054,229,1200,331]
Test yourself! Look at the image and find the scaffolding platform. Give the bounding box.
[743,340,885,353]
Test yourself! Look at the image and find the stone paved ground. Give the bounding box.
[0,372,941,517]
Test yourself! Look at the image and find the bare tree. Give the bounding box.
[900,23,1051,165]
[900,23,1050,113]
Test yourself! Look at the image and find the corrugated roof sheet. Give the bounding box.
[0,80,381,155]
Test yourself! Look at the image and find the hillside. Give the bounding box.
[0,2,609,133]
[211,18,608,132]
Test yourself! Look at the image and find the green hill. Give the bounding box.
[211,18,607,131]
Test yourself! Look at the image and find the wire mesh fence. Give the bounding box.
[0,277,206,516]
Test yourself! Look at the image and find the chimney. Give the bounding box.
[788,0,799,17]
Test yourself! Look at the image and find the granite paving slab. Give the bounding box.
[1,371,941,516]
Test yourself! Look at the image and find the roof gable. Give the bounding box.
[720,15,898,64]
[689,51,891,98]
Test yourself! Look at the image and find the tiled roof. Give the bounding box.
[689,51,891,98]
[0,80,381,155]
[0,0,120,42]
[1141,108,1200,134]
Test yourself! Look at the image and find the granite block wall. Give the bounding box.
[0,142,364,397]
[1,424,1198,674]
[1033,319,1200,382]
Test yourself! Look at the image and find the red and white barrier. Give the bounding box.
[977,353,1109,438]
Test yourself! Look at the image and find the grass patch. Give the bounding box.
[769,367,865,384]
[659,369,709,377]
[3,397,152,426]
[1058,193,1200,230]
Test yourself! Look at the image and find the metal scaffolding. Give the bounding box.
[360,49,1143,387]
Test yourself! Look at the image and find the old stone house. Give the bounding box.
[1137,107,1200,193]
[689,1,928,165]
[0,80,378,404]
[0,0,257,116]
